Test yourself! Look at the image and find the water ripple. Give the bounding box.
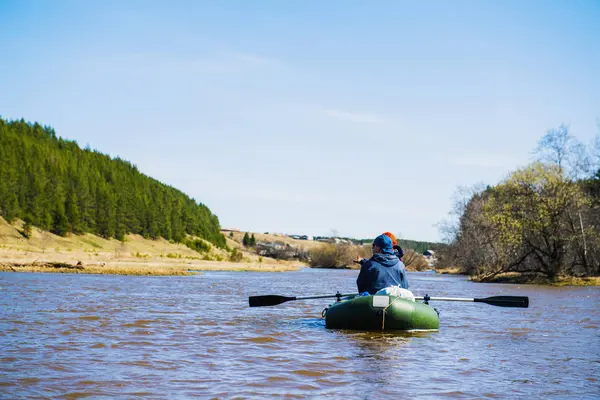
[0,271,598,399]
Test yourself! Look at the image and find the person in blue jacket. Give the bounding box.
[355,233,409,294]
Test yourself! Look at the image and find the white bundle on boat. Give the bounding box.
[375,286,415,302]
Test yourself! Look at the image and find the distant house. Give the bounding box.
[256,241,307,261]
[256,241,287,252]
[329,238,351,244]
[423,250,437,267]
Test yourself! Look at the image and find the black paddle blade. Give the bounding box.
[475,296,529,308]
[249,295,296,307]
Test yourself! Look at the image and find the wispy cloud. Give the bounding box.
[323,109,385,124]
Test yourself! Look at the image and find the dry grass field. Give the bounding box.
[0,217,301,275]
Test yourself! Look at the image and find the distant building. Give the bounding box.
[423,250,435,258]
[424,250,437,267]
[255,241,308,261]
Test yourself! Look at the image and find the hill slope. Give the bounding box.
[0,118,225,248]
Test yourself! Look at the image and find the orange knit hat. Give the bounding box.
[383,232,397,246]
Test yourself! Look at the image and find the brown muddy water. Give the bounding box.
[1,269,598,399]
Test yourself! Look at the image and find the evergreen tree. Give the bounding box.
[114,197,126,241]
[52,204,69,236]
[95,182,115,238]
[4,192,19,222]
[65,191,81,233]
[250,233,256,247]
[40,210,52,231]
[243,232,250,246]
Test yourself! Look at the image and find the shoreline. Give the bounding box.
[469,272,600,286]
[434,267,465,275]
[0,217,310,276]
[0,259,302,276]
[2,260,598,285]
[434,268,599,286]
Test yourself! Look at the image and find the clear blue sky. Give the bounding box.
[1,0,599,242]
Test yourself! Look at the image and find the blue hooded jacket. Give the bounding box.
[356,252,409,294]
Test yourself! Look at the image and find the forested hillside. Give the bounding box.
[0,118,226,248]
[357,238,443,253]
[397,239,443,254]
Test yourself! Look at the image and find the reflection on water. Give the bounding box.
[0,269,598,399]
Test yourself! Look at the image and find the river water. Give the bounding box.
[0,269,598,399]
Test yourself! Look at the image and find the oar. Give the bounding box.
[415,295,529,308]
[249,293,529,308]
[249,292,355,307]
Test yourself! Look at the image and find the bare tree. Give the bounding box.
[437,183,487,245]
[402,249,429,270]
[535,124,592,179]
[535,124,570,169]
[594,133,600,172]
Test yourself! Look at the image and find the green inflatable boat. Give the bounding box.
[323,294,440,331]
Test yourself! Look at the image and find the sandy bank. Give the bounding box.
[0,217,304,275]
[0,259,301,276]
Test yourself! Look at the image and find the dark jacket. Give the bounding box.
[393,245,405,259]
[356,252,409,294]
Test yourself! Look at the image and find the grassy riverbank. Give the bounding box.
[0,260,299,276]
[434,267,465,275]
[0,218,301,275]
[434,266,599,286]
[470,272,600,286]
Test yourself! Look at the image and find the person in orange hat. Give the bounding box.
[354,233,409,294]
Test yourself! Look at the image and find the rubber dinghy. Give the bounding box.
[249,291,527,330]
[324,294,440,331]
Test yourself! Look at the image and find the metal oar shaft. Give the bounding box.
[295,293,355,301]
[415,295,529,308]
[415,296,474,302]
